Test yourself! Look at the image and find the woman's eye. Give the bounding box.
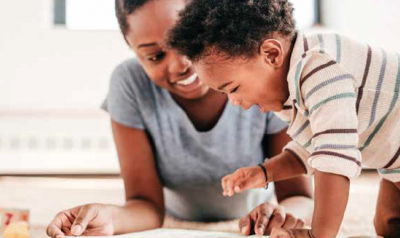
[148,52,165,62]
[230,86,239,94]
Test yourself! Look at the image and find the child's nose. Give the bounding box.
[228,95,241,106]
[169,52,192,75]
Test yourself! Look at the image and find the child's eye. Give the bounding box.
[147,52,166,62]
[230,86,239,94]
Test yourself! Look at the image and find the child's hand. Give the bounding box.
[239,202,305,236]
[221,165,267,197]
[270,228,313,238]
[47,203,114,238]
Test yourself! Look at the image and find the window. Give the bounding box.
[54,0,321,30]
[54,0,118,30]
[291,0,322,29]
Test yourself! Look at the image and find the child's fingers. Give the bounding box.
[221,174,233,196]
[234,174,264,193]
[221,175,228,196]
[226,175,237,196]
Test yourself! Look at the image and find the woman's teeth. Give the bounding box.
[176,74,197,86]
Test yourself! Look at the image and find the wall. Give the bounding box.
[0,0,131,173]
[321,0,400,52]
[0,0,131,110]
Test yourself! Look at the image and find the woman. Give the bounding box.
[46,0,313,237]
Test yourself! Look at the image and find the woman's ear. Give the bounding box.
[259,39,284,68]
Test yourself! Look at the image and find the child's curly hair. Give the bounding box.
[167,0,296,62]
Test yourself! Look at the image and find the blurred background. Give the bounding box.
[1,0,400,175]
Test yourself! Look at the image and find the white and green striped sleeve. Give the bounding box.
[300,53,361,179]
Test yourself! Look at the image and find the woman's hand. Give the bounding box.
[47,203,114,238]
[221,165,267,197]
[270,228,313,238]
[239,202,305,236]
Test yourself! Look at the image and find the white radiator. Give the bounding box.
[0,110,119,174]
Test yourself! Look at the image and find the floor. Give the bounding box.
[0,171,382,237]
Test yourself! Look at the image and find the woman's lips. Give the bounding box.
[174,75,203,93]
[176,73,197,85]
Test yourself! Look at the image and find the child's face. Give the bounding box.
[195,52,288,113]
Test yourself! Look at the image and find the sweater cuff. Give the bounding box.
[308,151,362,180]
[283,141,314,175]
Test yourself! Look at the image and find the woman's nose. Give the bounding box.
[169,52,192,75]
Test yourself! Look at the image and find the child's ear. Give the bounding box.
[259,39,284,68]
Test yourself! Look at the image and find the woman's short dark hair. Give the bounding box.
[167,0,296,62]
[115,0,153,36]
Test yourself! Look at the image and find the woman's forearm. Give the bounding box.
[279,196,314,226]
[111,199,164,235]
[311,171,349,238]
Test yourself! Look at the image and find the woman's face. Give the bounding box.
[124,0,209,99]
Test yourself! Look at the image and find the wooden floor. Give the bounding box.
[0,171,382,237]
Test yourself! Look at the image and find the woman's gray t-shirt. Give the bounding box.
[102,59,288,221]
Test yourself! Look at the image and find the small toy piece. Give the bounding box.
[2,221,30,238]
[0,208,30,234]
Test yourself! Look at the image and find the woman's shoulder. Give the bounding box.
[111,58,148,85]
[109,58,157,98]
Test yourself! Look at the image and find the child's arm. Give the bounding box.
[221,150,307,196]
[311,171,349,238]
[269,171,350,238]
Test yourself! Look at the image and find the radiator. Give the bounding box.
[0,110,119,174]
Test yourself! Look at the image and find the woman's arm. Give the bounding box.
[46,120,164,237]
[111,120,165,234]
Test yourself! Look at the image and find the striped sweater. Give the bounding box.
[275,31,400,181]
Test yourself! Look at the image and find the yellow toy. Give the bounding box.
[2,222,30,238]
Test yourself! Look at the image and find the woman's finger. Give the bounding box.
[47,223,65,238]
[294,219,305,229]
[282,213,297,229]
[270,227,293,238]
[47,211,70,238]
[71,205,98,236]
[239,215,252,236]
[266,207,286,232]
[254,210,270,235]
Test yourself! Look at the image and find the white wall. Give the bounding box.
[322,0,400,52]
[0,0,132,110]
[0,0,131,174]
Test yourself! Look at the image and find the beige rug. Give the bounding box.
[1,172,382,238]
